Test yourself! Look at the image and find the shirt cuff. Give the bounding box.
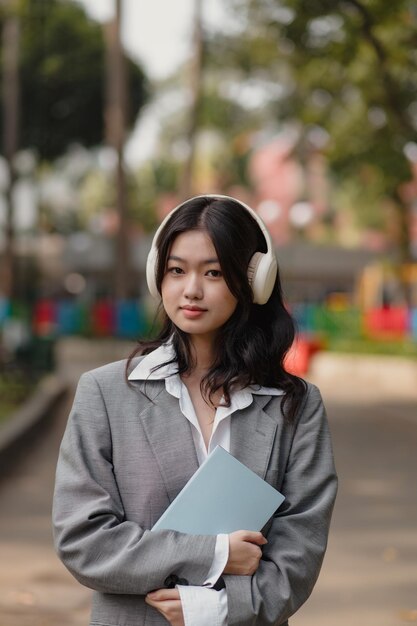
[177,586,227,626]
[204,533,229,586]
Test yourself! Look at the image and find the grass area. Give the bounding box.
[326,336,417,358]
[0,401,22,423]
[0,375,35,423]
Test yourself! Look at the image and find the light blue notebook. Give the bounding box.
[152,445,285,535]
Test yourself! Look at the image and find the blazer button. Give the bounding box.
[164,574,189,588]
[164,574,179,588]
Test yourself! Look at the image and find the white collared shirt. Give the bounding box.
[129,342,284,626]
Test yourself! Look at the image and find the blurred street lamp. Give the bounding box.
[289,201,314,231]
[404,142,417,164]
[64,273,87,296]
[257,199,282,224]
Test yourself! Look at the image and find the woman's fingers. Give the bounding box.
[145,588,184,626]
[146,588,180,602]
[238,530,268,545]
[224,530,267,575]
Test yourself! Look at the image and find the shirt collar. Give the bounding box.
[128,342,177,381]
[128,341,284,399]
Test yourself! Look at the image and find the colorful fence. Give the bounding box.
[0,298,157,373]
[1,298,417,342]
[32,299,152,339]
[291,304,417,342]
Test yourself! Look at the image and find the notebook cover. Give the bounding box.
[152,445,285,535]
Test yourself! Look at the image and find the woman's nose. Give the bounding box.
[183,273,203,299]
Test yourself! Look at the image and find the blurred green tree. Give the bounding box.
[206,0,417,257]
[0,0,149,160]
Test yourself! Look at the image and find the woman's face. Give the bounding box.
[161,230,238,344]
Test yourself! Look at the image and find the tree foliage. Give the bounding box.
[0,0,149,160]
[205,0,417,254]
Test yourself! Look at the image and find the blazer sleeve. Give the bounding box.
[223,384,338,626]
[52,372,216,596]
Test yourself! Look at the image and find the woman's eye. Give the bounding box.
[167,266,183,275]
[207,269,222,277]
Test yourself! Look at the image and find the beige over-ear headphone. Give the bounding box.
[146,194,278,305]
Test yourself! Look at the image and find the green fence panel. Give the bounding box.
[312,306,362,339]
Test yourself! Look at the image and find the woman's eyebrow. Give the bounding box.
[167,255,219,264]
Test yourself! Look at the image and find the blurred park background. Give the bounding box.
[0,0,416,625]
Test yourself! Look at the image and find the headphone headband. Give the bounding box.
[146,194,277,305]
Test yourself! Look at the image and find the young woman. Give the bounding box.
[53,194,337,626]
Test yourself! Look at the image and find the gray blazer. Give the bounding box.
[53,357,337,626]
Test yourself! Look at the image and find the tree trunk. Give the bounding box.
[1,11,20,299]
[104,0,129,299]
[181,0,204,198]
[393,189,413,264]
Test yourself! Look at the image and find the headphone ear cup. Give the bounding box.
[248,252,278,305]
[146,246,159,299]
[247,252,263,288]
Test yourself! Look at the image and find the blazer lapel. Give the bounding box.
[137,384,199,503]
[134,383,281,501]
[230,395,279,479]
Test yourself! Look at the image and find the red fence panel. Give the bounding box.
[363,307,410,340]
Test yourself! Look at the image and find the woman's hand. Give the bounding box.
[145,588,184,626]
[224,530,267,576]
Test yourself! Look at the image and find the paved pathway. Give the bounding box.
[0,390,91,626]
[293,396,417,626]
[0,342,416,625]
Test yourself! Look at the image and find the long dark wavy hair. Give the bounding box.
[126,196,306,421]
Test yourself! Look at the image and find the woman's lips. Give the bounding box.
[181,306,207,319]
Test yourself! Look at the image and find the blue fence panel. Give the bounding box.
[56,300,77,335]
[115,300,148,338]
[291,304,316,334]
[411,308,417,340]
[0,297,10,327]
